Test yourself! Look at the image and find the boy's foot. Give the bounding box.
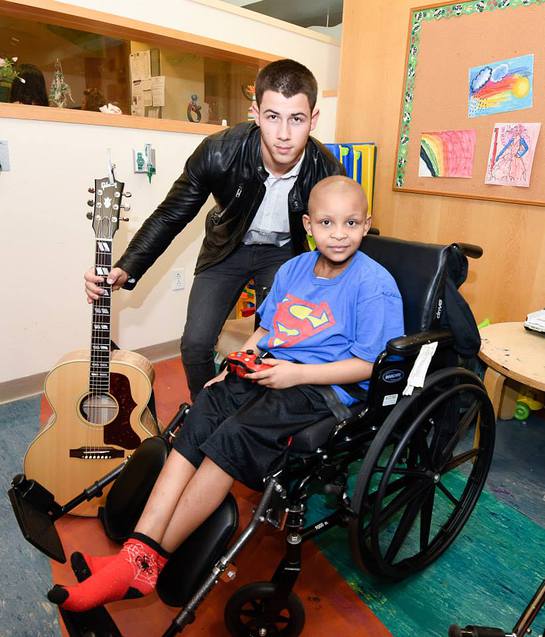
[47,533,169,612]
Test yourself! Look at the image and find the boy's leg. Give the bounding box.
[160,457,234,553]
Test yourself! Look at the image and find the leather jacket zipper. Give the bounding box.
[211,185,243,225]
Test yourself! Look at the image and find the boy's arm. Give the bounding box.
[240,326,269,352]
[248,356,373,390]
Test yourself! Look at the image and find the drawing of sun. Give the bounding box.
[512,76,530,99]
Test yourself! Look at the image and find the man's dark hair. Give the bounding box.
[10,64,48,106]
[255,59,317,111]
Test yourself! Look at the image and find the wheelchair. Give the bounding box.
[9,234,496,637]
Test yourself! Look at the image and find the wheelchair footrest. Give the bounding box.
[8,474,65,563]
[59,605,122,637]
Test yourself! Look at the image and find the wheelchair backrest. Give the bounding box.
[360,234,468,337]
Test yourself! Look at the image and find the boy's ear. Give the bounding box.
[302,213,312,235]
[363,215,372,236]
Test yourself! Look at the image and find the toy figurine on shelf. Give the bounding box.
[242,83,256,122]
[187,93,202,123]
[49,58,73,108]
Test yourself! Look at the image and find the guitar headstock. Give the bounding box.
[88,176,126,240]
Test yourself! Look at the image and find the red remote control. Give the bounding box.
[226,350,270,378]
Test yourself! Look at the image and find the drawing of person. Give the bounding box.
[491,124,529,185]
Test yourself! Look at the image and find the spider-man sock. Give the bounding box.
[47,533,169,612]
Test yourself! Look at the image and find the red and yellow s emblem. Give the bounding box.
[269,294,335,348]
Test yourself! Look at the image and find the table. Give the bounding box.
[479,322,545,419]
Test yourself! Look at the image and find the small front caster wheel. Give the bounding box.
[224,581,305,637]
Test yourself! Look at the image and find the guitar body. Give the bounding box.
[24,349,159,517]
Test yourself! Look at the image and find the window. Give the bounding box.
[0,4,269,129]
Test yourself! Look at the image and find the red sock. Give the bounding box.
[48,533,169,612]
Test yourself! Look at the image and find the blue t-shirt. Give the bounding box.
[257,250,404,405]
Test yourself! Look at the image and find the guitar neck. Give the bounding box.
[89,238,113,393]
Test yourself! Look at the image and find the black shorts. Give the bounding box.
[172,373,333,490]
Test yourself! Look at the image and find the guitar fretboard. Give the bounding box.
[89,239,113,393]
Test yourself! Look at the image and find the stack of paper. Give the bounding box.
[524,309,545,334]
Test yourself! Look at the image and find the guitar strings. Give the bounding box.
[89,192,114,455]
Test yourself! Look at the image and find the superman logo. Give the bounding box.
[269,294,335,348]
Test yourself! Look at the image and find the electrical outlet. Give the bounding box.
[171,268,184,291]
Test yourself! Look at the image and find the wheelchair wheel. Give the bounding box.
[349,367,495,580]
[224,582,305,637]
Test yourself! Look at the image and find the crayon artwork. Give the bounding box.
[469,54,533,118]
[485,122,541,187]
[419,130,476,178]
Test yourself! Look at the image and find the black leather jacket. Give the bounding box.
[116,122,344,287]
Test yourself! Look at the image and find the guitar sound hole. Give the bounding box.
[80,393,119,425]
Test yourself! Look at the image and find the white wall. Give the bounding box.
[0,0,340,387]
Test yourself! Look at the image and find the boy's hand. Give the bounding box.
[204,368,228,388]
[247,359,303,389]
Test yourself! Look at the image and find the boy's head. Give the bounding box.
[303,176,371,265]
[253,60,319,176]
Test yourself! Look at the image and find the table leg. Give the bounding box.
[483,367,505,420]
[499,382,519,420]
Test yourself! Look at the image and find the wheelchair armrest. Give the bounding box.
[453,242,482,259]
[387,329,453,356]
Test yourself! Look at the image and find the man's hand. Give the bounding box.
[84,267,129,303]
[204,367,228,388]
[247,359,303,389]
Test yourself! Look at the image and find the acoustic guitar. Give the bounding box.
[23,172,159,516]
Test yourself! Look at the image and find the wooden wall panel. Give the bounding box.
[337,0,545,323]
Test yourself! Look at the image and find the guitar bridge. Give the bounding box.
[69,447,124,460]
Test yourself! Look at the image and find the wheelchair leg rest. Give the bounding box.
[162,478,279,637]
[271,503,306,598]
[59,605,122,637]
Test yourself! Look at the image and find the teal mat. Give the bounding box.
[1,396,59,636]
[309,477,545,637]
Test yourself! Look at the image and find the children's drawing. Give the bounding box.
[468,54,533,118]
[419,130,476,178]
[485,123,540,188]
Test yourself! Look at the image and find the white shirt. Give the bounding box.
[243,152,304,247]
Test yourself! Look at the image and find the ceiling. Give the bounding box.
[223,0,343,28]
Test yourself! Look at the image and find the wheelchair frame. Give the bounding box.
[8,236,497,637]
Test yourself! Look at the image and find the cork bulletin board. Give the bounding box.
[394,0,545,206]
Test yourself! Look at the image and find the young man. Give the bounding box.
[49,176,404,612]
[84,59,344,399]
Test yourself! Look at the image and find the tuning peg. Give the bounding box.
[87,199,94,207]
[86,212,93,219]
[121,204,131,211]
[121,217,130,222]
[88,187,95,194]
[123,191,132,198]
